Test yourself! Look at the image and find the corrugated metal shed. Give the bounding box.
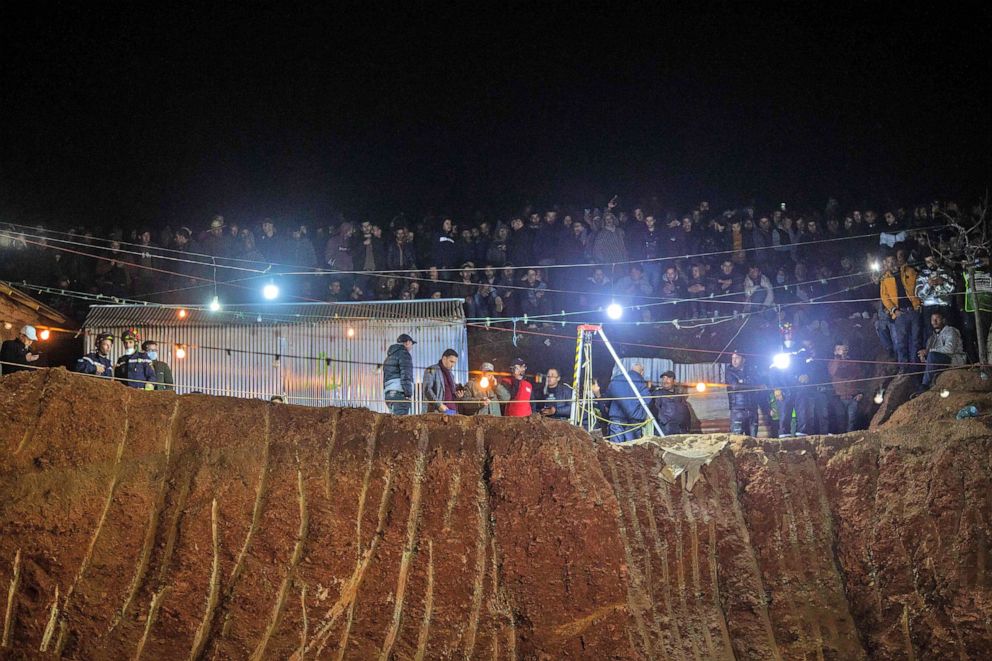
[82,300,468,412]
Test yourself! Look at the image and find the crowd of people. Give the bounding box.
[2,196,989,440]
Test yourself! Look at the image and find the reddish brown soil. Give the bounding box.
[1,368,990,659]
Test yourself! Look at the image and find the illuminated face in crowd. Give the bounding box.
[731,352,744,369]
[546,368,560,388]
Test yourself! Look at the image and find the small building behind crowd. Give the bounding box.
[81,299,469,412]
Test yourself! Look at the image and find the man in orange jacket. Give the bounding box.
[878,253,922,371]
[503,357,534,417]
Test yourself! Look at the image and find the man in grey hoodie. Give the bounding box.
[382,333,415,415]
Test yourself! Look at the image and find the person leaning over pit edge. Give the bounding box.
[382,333,416,415]
[423,348,460,414]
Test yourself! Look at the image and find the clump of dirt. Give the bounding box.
[1,368,990,659]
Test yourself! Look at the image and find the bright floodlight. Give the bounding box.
[175,346,187,360]
[695,382,707,393]
[606,302,623,320]
[771,352,791,370]
[209,296,221,312]
[262,283,280,300]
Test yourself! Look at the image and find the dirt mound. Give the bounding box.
[1,368,990,659]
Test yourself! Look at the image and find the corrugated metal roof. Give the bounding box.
[82,298,466,328]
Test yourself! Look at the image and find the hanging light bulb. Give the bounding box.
[39,329,51,341]
[175,345,187,360]
[480,376,490,389]
[262,282,279,300]
[873,388,884,405]
[346,327,356,338]
[209,296,221,312]
[939,388,950,398]
[606,302,623,320]
[695,382,707,393]
[177,308,188,319]
[2,322,12,330]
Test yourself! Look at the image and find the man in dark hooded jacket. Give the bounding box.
[382,334,416,415]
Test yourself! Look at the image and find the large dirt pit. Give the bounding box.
[1,368,990,659]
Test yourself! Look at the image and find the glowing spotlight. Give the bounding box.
[939,388,950,398]
[177,308,188,319]
[480,376,490,389]
[695,382,707,393]
[209,296,221,312]
[262,282,280,300]
[606,302,623,320]
[39,329,51,341]
[772,352,791,370]
[175,345,187,360]
[346,327,355,338]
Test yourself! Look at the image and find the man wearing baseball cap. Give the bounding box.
[1,325,42,375]
[461,361,510,416]
[502,357,534,417]
[382,334,416,415]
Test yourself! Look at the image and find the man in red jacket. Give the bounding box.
[504,357,534,417]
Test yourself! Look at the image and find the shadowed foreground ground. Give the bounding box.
[1,368,990,659]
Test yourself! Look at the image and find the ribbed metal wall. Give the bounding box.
[83,302,468,413]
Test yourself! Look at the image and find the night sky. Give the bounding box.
[2,5,989,231]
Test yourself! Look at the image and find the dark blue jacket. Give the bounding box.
[537,381,573,418]
[605,372,651,423]
[75,352,113,378]
[382,343,414,397]
[116,352,158,388]
[725,365,754,410]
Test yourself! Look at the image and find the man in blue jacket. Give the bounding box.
[382,333,415,415]
[74,333,115,379]
[604,363,651,442]
[115,329,158,389]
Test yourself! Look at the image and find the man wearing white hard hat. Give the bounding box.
[1,325,41,375]
[461,361,509,416]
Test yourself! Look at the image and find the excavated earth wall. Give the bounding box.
[0,368,990,659]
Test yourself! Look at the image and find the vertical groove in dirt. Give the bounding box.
[379,424,430,660]
[603,451,658,658]
[2,548,20,648]
[462,427,491,659]
[112,398,183,631]
[250,465,309,661]
[413,539,435,661]
[56,389,131,653]
[12,369,54,455]
[304,416,391,658]
[187,498,220,661]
